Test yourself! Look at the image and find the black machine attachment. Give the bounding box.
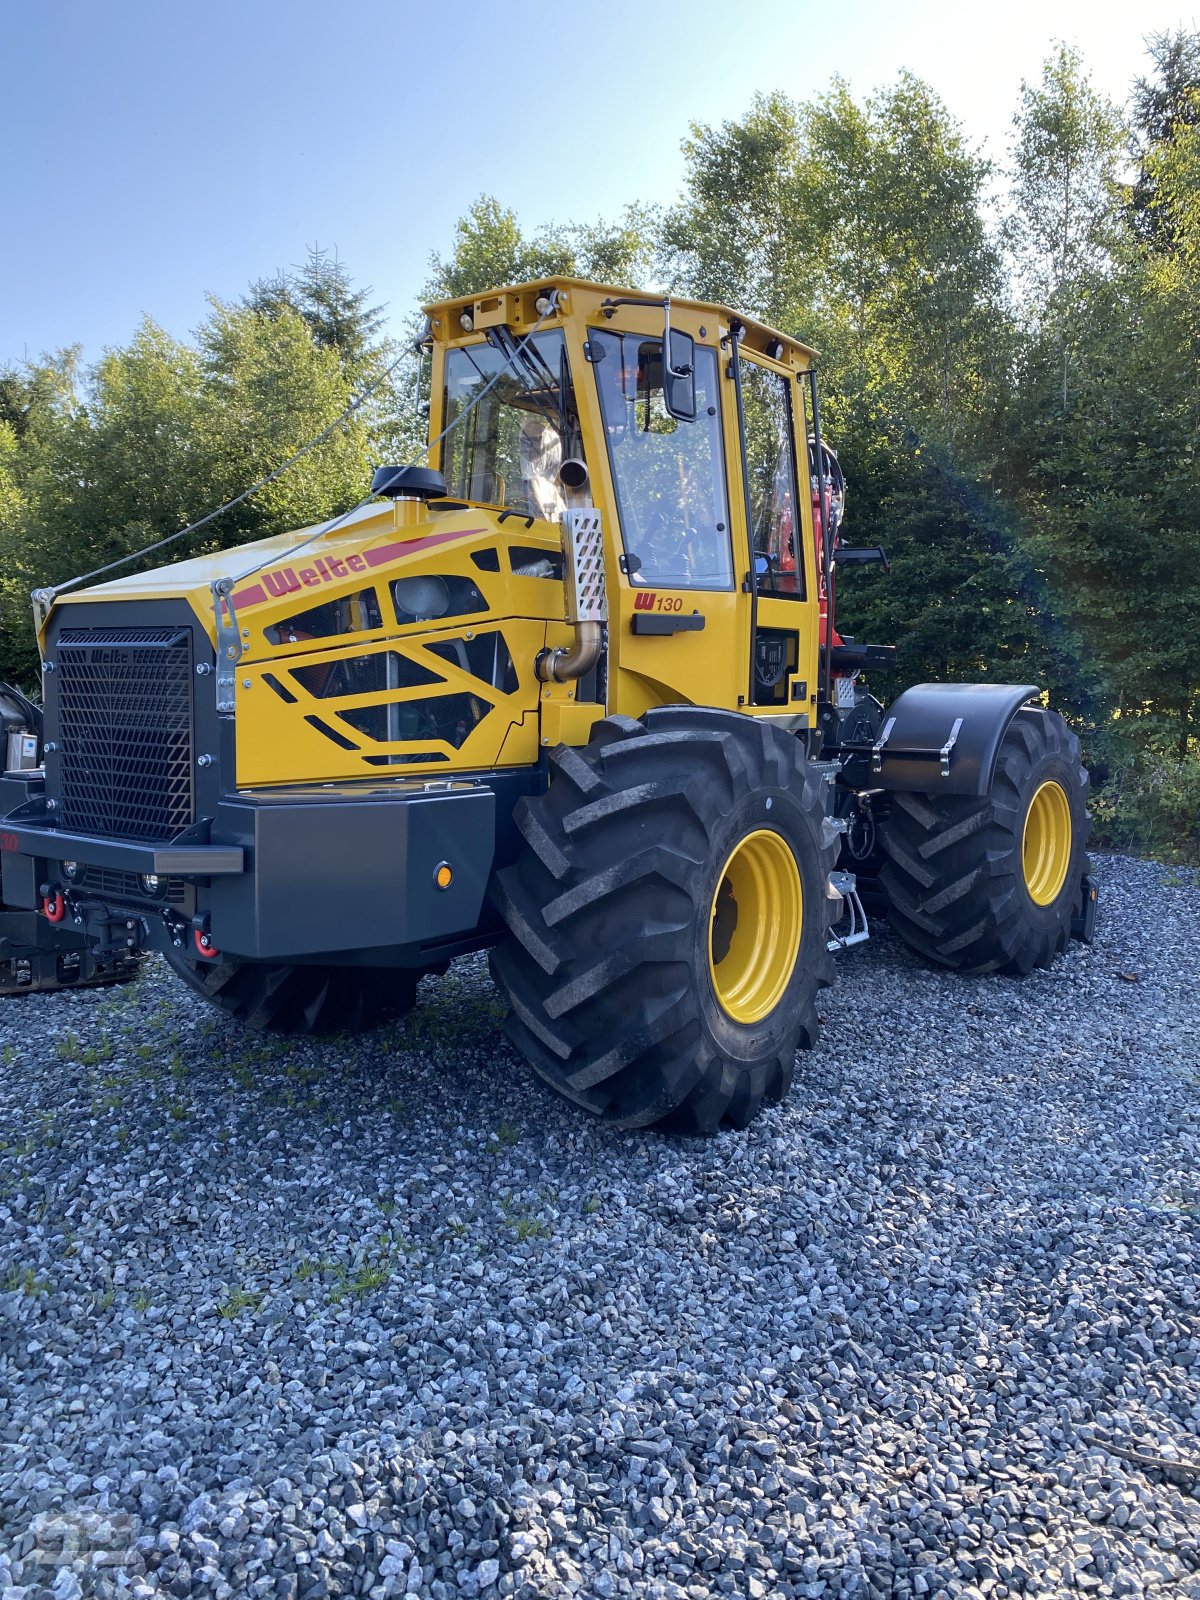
[0,683,143,995]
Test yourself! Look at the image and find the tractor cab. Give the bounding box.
[422,279,837,727]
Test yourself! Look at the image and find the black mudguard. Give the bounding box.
[871,682,1041,797]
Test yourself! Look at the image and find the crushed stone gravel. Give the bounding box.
[0,852,1198,1599]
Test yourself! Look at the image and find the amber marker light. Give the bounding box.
[434,862,453,891]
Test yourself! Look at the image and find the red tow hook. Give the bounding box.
[194,926,220,959]
[42,892,66,924]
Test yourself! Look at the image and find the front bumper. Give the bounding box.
[1,777,500,964]
[0,819,242,878]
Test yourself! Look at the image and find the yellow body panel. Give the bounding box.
[47,277,826,783]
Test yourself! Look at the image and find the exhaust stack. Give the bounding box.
[537,509,607,684]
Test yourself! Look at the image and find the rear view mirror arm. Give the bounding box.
[662,299,692,382]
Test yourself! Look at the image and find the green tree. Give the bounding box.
[245,245,388,372]
[1004,38,1200,754]
[1130,29,1200,249]
[659,92,813,324]
[0,351,91,681]
[424,194,656,300]
[568,206,658,286]
[244,245,415,468]
[426,196,575,300]
[665,76,1026,688]
[73,321,207,557]
[1006,45,1125,408]
[196,297,370,540]
[663,77,1006,446]
[0,278,392,681]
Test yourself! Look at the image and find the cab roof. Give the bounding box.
[422,276,818,368]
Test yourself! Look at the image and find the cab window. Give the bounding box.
[441,331,581,521]
[740,359,803,598]
[591,329,732,590]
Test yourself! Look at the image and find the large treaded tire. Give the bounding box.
[489,707,838,1134]
[162,950,420,1034]
[877,707,1091,975]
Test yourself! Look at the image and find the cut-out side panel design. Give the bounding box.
[291,652,444,700]
[339,692,492,747]
[262,672,297,704]
[304,714,360,751]
[509,545,564,580]
[391,573,489,625]
[237,613,546,784]
[425,631,519,695]
[232,510,554,786]
[269,589,383,644]
[363,751,451,767]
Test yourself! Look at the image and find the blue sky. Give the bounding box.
[3,0,1194,366]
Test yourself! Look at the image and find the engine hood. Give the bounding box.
[47,500,560,651]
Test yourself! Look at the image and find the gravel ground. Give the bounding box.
[1,852,1198,1600]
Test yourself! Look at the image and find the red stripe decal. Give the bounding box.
[363,527,485,567]
[227,526,485,612]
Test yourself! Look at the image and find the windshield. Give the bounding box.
[440,331,583,521]
[591,329,733,590]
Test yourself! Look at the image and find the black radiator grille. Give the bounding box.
[55,627,195,841]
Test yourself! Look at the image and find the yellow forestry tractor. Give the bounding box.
[0,280,1097,1131]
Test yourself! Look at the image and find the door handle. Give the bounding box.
[630,613,706,635]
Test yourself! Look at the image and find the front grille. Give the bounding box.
[55,627,195,841]
[78,866,187,906]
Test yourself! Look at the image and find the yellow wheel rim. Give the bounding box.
[708,829,803,1024]
[1022,780,1072,906]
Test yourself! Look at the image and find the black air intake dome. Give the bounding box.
[371,465,448,501]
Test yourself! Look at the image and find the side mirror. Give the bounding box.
[662,325,696,422]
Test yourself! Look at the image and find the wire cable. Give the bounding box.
[223,296,560,588]
[36,294,561,617]
[33,343,410,607]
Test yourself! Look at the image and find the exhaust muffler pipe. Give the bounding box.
[536,509,608,685]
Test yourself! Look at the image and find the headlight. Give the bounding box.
[393,575,450,621]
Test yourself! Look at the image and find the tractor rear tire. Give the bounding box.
[162,950,420,1034]
[877,707,1090,975]
[489,708,838,1133]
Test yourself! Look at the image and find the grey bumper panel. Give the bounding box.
[207,781,496,960]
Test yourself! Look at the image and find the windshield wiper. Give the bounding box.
[486,326,564,431]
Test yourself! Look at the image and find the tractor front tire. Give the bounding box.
[877,707,1090,975]
[162,950,420,1034]
[489,708,837,1134]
